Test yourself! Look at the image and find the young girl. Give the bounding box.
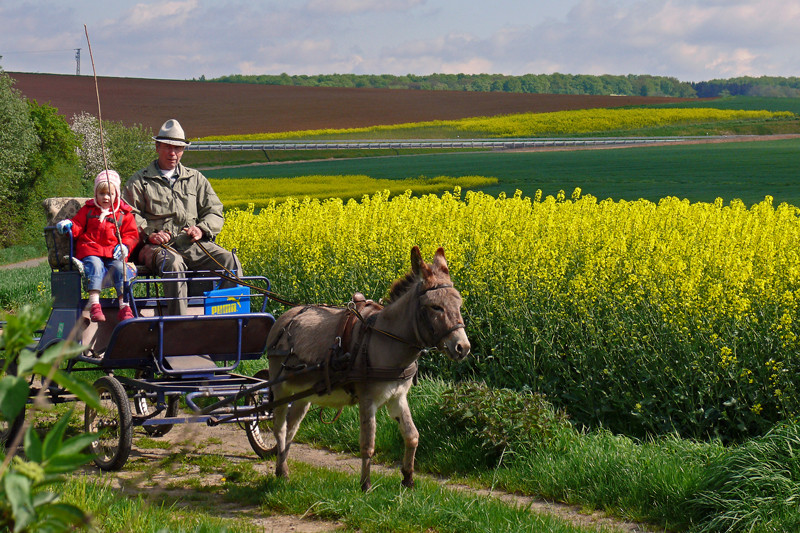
[56,170,140,322]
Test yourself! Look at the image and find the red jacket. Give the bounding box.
[70,200,139,261]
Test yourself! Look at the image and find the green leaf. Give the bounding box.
[43,452,95,474]
[37,502,90,529]
[0,303,49,360]
[32,364,100,410]
[52,433,97,459]
[15,350,37,376]
[40,503,89,531]
[0,375,29,422]
[31,490,59,507]
[24,424,43,463]
[42,410,71,460]
[37,341,86,367]
[4,471,34,532]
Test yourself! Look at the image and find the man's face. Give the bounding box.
[156,142,184,170]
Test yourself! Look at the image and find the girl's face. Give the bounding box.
[95,184,117,210]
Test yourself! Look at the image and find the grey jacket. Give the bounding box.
[122,161,225,243]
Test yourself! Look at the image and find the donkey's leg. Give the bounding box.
[284,401,311,450]
[387,393,419,488]
[272,402,290,479]
[358,399,378,491]
[272,401,311,479]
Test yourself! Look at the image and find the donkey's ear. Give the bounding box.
[411,246,424,275]
[432,247,450,275]
[411,246,432,279]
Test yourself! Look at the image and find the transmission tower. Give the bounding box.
[74,48,81,75]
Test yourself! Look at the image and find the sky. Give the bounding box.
[1,0,799,83]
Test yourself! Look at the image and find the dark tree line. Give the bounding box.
[692,76,800,98]
[207,73,697,97]
[205,72,800,99]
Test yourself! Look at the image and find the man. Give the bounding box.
[122,119,241,315]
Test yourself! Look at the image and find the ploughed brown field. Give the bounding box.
[9,72,692,137]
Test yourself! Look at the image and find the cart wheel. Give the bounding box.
[85,376,132,471]
[132,371,180,437]
[245,369,276,458]
[134,395,179,437]
[1,409,25,450]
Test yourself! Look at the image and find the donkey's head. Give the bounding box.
[409,246,470,361]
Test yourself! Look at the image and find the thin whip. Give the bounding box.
[84,25,126,284]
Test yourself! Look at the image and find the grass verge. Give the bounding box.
[0,262,51,311]
[0,241,47,266]
[295,379,800,532]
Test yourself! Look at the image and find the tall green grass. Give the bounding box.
[297,379,800,532]
[61,476,259,532]
[0,262,50,311]
[0,242,47,266]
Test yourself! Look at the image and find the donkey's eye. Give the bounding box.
[429,305,444,312]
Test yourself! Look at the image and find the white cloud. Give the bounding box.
[2,0,800,81]
[304,0,425,15]
[126,0,200,27]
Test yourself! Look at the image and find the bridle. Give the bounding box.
[344,282,465,354]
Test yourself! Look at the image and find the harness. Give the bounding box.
[182,241,464,398]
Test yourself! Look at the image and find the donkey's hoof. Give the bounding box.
[360,480,371,492]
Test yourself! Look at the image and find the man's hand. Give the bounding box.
[148,231,172,245]
[183,226,203,242]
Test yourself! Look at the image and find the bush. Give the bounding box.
[440,382,571,461]
[0,70,38,247]
[0,302,101,531]
[71,111,154,187]
[0,69,84,246]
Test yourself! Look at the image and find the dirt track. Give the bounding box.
[85,421,659,533]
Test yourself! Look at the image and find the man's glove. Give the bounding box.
[56,220,73,234]
[113,244,129,261]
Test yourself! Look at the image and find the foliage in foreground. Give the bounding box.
[0,303,100,531]
[220,188,800,442]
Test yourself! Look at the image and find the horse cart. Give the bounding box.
[3,197,471,490]
[1,197,282,471]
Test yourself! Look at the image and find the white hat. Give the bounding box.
[94,169,121,211]
[153,119,191,146]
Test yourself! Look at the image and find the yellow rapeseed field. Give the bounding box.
[219,188,800,439]
[201,108,792,140]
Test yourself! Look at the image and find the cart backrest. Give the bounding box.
[42,197,92,270]
[100,313,275,369]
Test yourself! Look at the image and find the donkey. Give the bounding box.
[265,246,470,490]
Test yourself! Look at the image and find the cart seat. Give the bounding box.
[97,313,275,376]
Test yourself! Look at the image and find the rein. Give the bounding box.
[157,240,300,306]
[165,240,463,352]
